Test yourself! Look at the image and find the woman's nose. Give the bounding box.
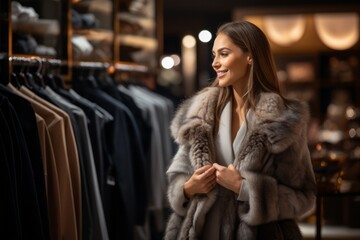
[212,57,219,69]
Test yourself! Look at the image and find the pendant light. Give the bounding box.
[263,14,306,46]
[314,13,359,50]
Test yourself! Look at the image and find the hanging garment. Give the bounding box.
[8,83,78,240]
[99,83,150,225]
[66,88,113,199]
[0,92,47,239]
[119,85,165,214]
[0,85,50,239]
[35,113,62,240]
[40,86,109,240]
[20,85,83,239]
[73,77,146,240]
[119,84,175,233]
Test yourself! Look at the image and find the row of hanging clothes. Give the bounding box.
[0,57,177,240]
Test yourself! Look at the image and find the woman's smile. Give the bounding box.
[216,70,228,78]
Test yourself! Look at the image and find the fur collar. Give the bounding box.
[171,87,309,154]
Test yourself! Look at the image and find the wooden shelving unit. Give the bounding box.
[0,0,163,85]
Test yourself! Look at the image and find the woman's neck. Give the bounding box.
[232,88,245,116]
[231,88,246,142]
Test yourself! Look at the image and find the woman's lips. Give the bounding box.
[217,70,227,78]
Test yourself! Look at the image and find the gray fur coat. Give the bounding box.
[165,87,317,240]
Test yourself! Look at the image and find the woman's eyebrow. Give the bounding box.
[212,47,232,54]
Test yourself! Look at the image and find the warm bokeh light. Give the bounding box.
[161,56,175,69]
[198,30,212,43]
[314,13,359,50]
[182,35,197,96]
[182,35,196,48]
[107,65,116,75]
[263,14,306,46]
[170,54,181,66]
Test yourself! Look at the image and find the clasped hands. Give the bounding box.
[183,163,243,199]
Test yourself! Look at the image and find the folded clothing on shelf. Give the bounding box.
[72,9,99,29]
[13,33,57,56]
[11,1,39,21]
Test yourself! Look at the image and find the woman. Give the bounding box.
[164,21,317,240]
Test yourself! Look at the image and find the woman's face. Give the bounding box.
[212,33,251,89]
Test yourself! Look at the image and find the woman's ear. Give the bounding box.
[247,55,253,64]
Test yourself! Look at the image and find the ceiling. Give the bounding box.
[162,0,360,53]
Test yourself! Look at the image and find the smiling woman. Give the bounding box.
[164,20,316,240]
[211,33,251,94]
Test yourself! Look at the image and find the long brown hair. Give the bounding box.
[210,20,283,134]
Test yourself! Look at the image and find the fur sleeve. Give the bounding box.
[238,145,316,226]
[166,145,194,216]
[238,169,316,225]
[167,174,191,216]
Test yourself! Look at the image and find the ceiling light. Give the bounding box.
[161,56,174,69]
[263,14,306,46]
[314,13,359,50]
[198,30,212,43]
[170,54,181,66]
[182,35,196,48]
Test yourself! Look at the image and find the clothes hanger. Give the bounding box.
[47,60,66,90]
[32,58,46,88]
[24,61,44,90]
[85,68,99,88]
[44,73,58,90]
[53,75,66,89]
[41,60,58,90]
[11,72,21,88]
[16,63,32,89]
[95,68,115,87]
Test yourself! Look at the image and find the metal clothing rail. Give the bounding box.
[9,56,150,74]
[9,56,64,66]
[73,61,110,69]
[114,62,149,73]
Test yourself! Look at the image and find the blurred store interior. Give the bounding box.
[1,0,360,239]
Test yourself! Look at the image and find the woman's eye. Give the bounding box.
[212,52,229,59]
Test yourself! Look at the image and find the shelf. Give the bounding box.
[73,0,112,14]
[2,0,162,83]
[118,1,155,19]
[118,34,157,50]
[12,19,60,36]
[118,11,155,26]
[118,12,155,36]
[73,29,114,43]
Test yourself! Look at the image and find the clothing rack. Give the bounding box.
[9,56,64,66]
[9,56,150,73]
[73,61,111,70]
[113,62,153,87]
[9,57,108,72]
[8,57,152,89]
[115,62,149,73]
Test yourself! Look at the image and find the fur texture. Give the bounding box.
[165,87,316,240]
